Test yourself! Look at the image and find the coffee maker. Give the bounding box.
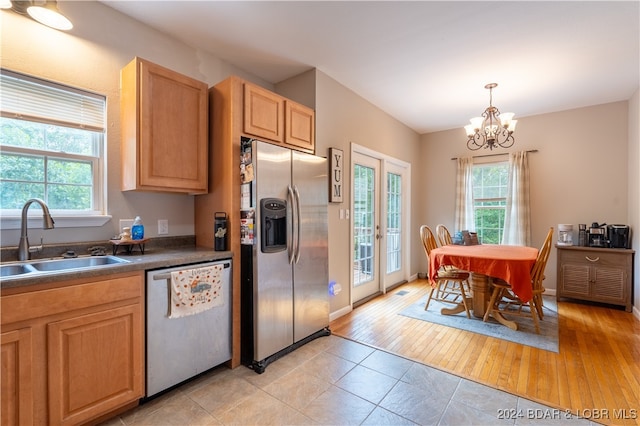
[588,222,607,247]
[608,225,630,249]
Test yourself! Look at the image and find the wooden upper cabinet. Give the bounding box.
[243,81,315,154]
[285,100,315,152]
[243,83,284,143]
[121,57,208,194]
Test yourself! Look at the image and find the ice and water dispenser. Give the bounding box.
[260,198,287,253]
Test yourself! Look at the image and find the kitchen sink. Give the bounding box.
[30,256,130,271]
[1,256,130,277]
[0,263,38,277]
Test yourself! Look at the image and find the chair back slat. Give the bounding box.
[436,224,453,246]
[420,225,438,257]
[531,227,554,291]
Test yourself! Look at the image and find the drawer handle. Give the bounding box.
[585,256,600,262]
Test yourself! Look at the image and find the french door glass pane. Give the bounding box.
[386,172,401,273]
[353,164,374,286]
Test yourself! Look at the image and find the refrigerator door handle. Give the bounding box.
[293,185,302,263]
[287,185,296,264]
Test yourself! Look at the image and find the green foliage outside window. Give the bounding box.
[472,163,508,244]
[0,117,98,210]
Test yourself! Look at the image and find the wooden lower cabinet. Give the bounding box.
[48,304,143,425]
[557,246,634,312]
[1,328,33,426]
[0,272,144,425]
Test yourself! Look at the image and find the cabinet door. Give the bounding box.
[244,83,284,143]
[1,328,33,426]
[140,60,208,193]
[592,267,626,303]
[285,100,315,153]
[121,58,208,194]
[47,304,143,426]
[560,263,591,297]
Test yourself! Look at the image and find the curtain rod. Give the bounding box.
[450,149,538,161]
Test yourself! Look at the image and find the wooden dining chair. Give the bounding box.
[420,225,472,318]
[435,224,469,276]
[436,224,453,246]
[482,227,554,333]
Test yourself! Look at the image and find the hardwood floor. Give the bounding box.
[330,279,640,426]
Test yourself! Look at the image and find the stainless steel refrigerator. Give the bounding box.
[240,137,330,373]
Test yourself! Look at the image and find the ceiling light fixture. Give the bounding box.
[464,83,517,151]
[3,0,73,31]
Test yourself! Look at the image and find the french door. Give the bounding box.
[352,147,409,304]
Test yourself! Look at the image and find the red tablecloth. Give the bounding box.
[429,244,538,302]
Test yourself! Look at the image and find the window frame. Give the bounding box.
[472,161,509,244]
[0,69,110,229]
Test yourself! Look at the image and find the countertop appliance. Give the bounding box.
[608,224,631,248]
[145,259,231,398]
[588,222,607,247]
[240,138,330,373]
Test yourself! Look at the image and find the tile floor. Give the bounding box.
[102,335,596,426]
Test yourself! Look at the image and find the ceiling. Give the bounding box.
[100,1,639,135]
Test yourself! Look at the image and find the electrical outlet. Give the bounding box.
[158,219,169,235]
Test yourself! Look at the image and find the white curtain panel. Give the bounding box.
[455,157,475,232]
[502,151,531,246]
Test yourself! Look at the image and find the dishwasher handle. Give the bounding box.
[152,261,230,281]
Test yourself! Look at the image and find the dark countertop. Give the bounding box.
[1,245,233,292]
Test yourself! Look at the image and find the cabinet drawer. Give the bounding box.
[1,272,143,325]
[559,250,629,268]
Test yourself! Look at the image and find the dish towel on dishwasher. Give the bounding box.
[169,264,224,319]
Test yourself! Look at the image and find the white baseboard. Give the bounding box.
[329,305,352,322]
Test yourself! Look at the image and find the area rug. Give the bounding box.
[398,294,559,353]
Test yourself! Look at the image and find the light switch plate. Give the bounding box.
[158,219,169,235]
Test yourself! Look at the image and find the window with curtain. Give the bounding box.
[472,162,508,244]
[0,69,106,215]
[455,151,531,246]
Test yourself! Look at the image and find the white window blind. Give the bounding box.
[0,69,105,132]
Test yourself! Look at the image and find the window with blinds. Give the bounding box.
[0,69,106,214]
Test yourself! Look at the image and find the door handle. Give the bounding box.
[294,185,301,263]
[287,185,296,265]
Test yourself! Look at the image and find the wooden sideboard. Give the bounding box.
[556,245,634,312]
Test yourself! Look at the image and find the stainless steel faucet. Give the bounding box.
[18,198,55,261]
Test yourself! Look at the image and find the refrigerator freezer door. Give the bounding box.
[253,142,294,361]
[292,150,329,342]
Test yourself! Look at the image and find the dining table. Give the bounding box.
[428,244,538,329]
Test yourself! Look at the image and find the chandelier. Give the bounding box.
[464,83,517,151]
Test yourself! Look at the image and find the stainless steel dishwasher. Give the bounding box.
[145,259,231,398]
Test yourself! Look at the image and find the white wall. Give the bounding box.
[0,1,269,247]
[421,101,631,293]
[628,89,639,319]
[314,71,422,314]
